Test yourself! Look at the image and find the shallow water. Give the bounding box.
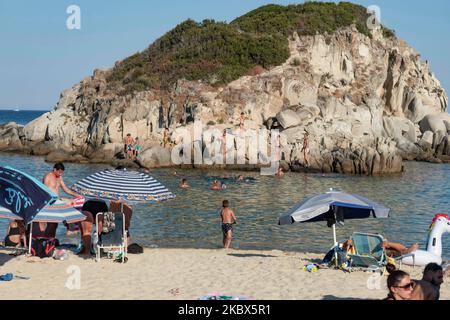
[0,152,449,260]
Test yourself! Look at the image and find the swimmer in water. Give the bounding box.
[275,167,284,177]
[211,180,222,190]
[237,175,245,182]
[180,179,190,189]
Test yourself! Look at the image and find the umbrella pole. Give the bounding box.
[28,222,33,256]
[333,223,338,267]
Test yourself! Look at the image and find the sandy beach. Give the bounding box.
[0,248,448,300]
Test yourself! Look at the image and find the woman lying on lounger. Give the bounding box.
[342,239,419,257]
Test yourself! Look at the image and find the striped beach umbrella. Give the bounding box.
[0,200,86,224]
[70,169,176,203]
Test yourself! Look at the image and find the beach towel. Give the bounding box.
[199,293,255,300]
[102,212,116,234]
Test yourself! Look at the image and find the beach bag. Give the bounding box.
[31,238,57,258]
[128,243,144,254]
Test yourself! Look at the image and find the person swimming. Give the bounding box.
[180,179,190,188]
[211,180,222,190]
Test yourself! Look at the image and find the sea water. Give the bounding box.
[0,110,48,126]
[0,152,448,260]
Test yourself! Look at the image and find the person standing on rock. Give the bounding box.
[124,134,135,159]
[302,130,310,168]
[133,137,142,159]
[239,112,245,131]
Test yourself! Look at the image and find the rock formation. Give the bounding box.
[1,10,449,174]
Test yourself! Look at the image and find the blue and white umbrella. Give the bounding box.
[278,189,390,265]
[0,166,58,224]
[0,200,86,224]
[71,169,176,203]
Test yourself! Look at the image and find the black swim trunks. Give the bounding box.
[222,223,233,234]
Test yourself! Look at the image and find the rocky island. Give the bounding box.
[1,2,449,174]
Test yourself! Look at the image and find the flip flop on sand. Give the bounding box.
[0,273,13,281]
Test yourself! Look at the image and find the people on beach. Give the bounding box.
[342,239,418,257]
[43,163,81,236]
[124,134,135,159]
[411,263,444,300]
[220,200,237,249]
[134,137,142,159]
[302,130,310,168]
[385,270,414,300]
[43,163,80,199]
[4,220,27,248]
[180,179,190,188]
[78,199,109,256]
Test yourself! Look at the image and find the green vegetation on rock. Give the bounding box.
[108,1,395,95]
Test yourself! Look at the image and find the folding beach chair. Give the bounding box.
[95,212,127,263]
[348,232,387,273]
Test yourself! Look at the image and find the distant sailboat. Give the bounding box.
[13,107,20,112]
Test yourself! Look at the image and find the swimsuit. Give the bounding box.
[5,227,21,247]
[127,144,133,152]
[222,223,233,234]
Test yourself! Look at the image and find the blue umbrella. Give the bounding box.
[278,189,390,265]
[0,166,58,224]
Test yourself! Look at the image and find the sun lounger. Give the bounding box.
[348,232,417,272]
[95,212,127,263]
[348,232,387,273]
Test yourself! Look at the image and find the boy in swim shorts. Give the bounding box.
[220,200,237,249]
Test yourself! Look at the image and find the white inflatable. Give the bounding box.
[401,214,450,267]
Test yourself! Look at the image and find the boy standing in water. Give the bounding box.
[220,200,237,249]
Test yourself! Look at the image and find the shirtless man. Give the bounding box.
[301,130,310,168]
[42,163,81,244]
[124,134,135,159]
[220,200,237,249]
[43,163,80,199]
[411,263,444,300]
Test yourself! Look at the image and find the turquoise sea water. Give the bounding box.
[0,110,47,125]
[0,152,449,260]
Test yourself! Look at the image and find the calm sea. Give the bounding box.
[0,110,48,126]
[0,152,449,260]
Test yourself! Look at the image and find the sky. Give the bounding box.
[0,0,449,110]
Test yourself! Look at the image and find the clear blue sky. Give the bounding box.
[0,0,449,110]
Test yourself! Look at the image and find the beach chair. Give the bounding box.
[95,212,127,263]
[348,232,387,273]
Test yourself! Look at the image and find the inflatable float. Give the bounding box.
[400,213,450,267]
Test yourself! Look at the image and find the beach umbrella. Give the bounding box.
[278,189,390,265]
[0,166,57,224]
[0,200,87,224]
[0,199,87,254]
[70,168,176,203]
